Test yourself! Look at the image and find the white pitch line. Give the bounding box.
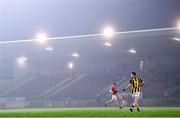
[0,27,177,44]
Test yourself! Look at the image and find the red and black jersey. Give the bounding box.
[112,85,117,95]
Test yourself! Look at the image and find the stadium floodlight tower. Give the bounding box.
[17,56,28,66]
[103,26,115,39]
[35,32,48,44]
[128,48,136,54]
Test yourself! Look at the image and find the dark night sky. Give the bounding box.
[0,0,180,41]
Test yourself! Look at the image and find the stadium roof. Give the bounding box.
[1,27,180,61]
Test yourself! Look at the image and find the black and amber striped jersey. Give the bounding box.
[129,76,143,93]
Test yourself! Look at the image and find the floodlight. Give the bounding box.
[35,32,48,44]
[68,62,74,69]
[103,26,115,38]
[104,42,112,47]
[45,46,53,51]
[129,48,136,54]
[173,37,180,41]
[17,56,27,65]
[72,52,79,58]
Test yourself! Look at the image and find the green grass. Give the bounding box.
[0,107,180,117]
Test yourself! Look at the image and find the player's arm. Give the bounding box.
[109,87,113,93]
[123,83,131,91]
[140,78,144,86]
[123,80,132,91]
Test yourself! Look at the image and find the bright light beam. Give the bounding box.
[173,37,180,41]
[17,56,28,65]
[104,42,112,47]
[0,27,177,44]
[45,46,53,51]
[68,62,74,69]
[72,53,79,58]
[103,26,115,38]
[129,48,136,54]
[35,33,48,44]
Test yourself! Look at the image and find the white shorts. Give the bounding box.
[121,100,127,106]
[111,95,118,101]
[132,92,140,98]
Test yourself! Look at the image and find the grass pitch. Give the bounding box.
[0,107,180,117]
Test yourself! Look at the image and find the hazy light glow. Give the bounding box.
[178,21,180,31]
[45,46,53,51]
[17,56,27,65]
[104,42,112,47]
[103,26,115,38]
[72,53,79,58]
[0,27,176,44]
[35,33,48,44]
[68,62,74,69]
[173,37,180,41]
[129,48,136,54]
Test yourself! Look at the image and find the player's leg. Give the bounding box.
[105,96,114,107]
[120,100,126,109]
[106,99,113,105]
[131,93,140,112]
[114,95,121,108]
[130,93,135,112]
[120,93,127,109]
[134,92,140,112]
[135,97,140,112]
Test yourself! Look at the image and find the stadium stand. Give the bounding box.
[2,71,68,98]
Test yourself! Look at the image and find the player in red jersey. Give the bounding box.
[105,83,120,108]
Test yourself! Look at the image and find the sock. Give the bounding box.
[131,105,134,109]
[137,107,140,112]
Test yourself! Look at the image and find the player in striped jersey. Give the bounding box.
[123,72,144,112]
